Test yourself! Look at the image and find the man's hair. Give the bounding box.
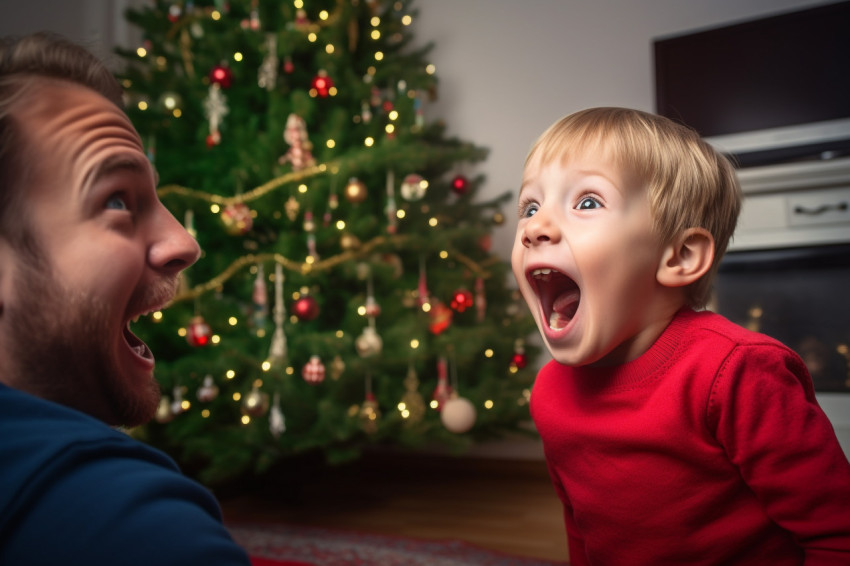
[0,32,124,250]
[526,107,742,308]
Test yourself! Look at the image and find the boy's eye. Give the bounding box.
[576,196,602,210]
[105,194,129,211]
[518,201,539,218]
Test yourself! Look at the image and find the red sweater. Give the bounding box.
[531,308,850,565]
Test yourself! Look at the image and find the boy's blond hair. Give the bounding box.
[526,107,742,308]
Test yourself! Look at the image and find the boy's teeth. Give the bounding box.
[532,268,556,281]
[549,311,570,330]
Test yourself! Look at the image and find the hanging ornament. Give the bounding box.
[186,315,212,347]
[417,256,430,307]
[197,375,220,402]
[400,173,427,201]
[360,391,381,434]
[278,114,316,171]
[431,357,452,411]
[441,394,477,434]
[492,211,505,225]
[209,64,233,88]
[155,396,174,423]
[329,354,345,380]
[294,9,311,30]
[220,202,253,235]
[203,83,228,147]
[451,174,470,195]
[270,392,286,437]
[258,33,278,90]
[304,210,319,260]
[242,383,270,417]
[428,302,453,335]
[355,322,383,358]
[252,264,268,327]
[285,195,300,221]
[340,232,361,251]
[170,385,187,415]
[360,101,373,123]
[248,0,260,30]
[292,294,319,321]
[344,177,368,203]
[301,355,326,384]
[168,4,182,22]
[478,234,492,253]
[267,264,288,366]
[364,276,380,318]
[311,70,334,98]
[475,277,487,323]
[511,338,528,370]
[398,364,426,424]
[450,288,474,313]
[385,170,397,234]
[283,56,294,74]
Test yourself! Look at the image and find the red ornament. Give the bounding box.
[431,358,452,411]
[511,352,528,369]
[302,355,326,384]
[451,174,469,195]
[220,203,253,235]
[209,64,233,88]
[186,316,212,347]
[311,70,333,97]
[428,302,453,335]
[293,296,319,321]
[450,289,474,313]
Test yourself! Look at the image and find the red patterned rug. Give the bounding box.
[230,523,567,566]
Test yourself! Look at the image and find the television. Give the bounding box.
[654,1,850,167]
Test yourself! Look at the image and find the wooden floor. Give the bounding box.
[218,451,569,563]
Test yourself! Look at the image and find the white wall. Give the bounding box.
[412,0,830,259]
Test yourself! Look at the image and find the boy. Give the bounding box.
[512,107,850,565]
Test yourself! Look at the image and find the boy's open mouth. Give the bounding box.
[529,268,580,330]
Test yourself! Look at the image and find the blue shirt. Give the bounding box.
[0,383,251,565]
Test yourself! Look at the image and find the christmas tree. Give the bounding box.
[116,0,539,486]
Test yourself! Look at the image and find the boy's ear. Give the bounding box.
[657,228,715,288]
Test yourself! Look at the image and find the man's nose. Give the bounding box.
[149,204,202,275]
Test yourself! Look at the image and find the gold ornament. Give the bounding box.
[242,384,269,417]
[285,195,300,221]
[344,177,368,203]
[360,393,381,434]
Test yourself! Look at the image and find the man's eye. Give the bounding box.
[576,196,601,210]
[106,194,129,211]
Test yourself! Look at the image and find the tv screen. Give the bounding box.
[654,1,850,166]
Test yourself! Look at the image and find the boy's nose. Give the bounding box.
[521,209,560,247]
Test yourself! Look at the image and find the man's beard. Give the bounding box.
[6,257,162,427]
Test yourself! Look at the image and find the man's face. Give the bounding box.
[0,79,200,426]
[511,151,668,367]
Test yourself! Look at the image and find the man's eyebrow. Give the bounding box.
[83,154,155,189]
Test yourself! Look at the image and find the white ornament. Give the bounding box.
[270,393,286,438]
[441,396,477,433]
[355,325,383,358]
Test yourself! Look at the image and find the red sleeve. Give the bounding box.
[708,343,850,564]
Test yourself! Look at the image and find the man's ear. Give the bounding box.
[657,228,714,288]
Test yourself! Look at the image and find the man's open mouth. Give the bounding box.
[528,268,580,330]
[124,318,153,361]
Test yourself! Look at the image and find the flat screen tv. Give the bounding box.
[654,1,850,167]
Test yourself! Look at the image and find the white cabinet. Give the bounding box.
[730,157,850,251]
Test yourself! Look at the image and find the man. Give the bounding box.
[0,33,251,564]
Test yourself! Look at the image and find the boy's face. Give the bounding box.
[512,151,669,367]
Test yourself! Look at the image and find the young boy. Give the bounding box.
[512,107,850,565]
